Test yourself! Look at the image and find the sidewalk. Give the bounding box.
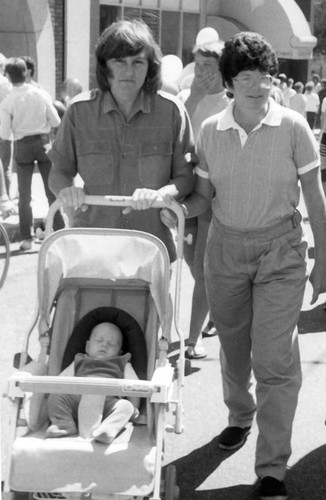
[0,172,49,243]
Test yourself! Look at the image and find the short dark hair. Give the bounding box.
[5,57,27,84]
[95,19,162,93]
[219,32,278,91]
[20,56,36,77]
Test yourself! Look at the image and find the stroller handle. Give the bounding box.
[46,195,186,257]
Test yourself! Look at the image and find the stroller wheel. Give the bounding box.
[164,465,179,500]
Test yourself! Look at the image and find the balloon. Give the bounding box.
[195,27,220,46]
[180,74,194,90]
[161,54,183,84]
[175,62,195,86]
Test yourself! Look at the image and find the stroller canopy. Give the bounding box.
[37,228,171,334]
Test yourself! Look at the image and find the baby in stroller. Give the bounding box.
[46,311,141,444]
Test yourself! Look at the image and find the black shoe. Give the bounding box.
[218,426,251,450]
[259,476,288,500]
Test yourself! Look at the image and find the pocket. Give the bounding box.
[284,237,307,261]
[77,141,114,185]
[138,140,172,188]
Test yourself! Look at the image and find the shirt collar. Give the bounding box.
[217,97,283,131]
[102,89,151,115]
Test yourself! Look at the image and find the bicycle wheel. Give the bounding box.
[0,222,10,289]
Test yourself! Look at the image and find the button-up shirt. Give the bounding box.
[196,98,320,229]
[50,89,195,261]
[0,83,60,140]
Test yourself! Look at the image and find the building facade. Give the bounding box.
[0,0,317,99]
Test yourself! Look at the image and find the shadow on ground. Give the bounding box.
[163,442,326,500]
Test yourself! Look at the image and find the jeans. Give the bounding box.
[15,134,64,239]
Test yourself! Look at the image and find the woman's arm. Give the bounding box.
[182,173,212,218]
[300,166,326,304]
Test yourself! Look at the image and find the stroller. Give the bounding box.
[3,196,187,500]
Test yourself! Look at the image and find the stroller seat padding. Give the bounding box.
[61,307,147,380]
[10,424,155,496]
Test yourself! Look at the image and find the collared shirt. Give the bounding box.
[304,92,320,113]
[0,83,60,140]
[50,89,195,261]
[196,98,320,229]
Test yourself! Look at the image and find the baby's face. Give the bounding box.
[86,323,123,358]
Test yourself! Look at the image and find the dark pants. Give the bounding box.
[306,111,316,129]
[0,137,12,195]
[15,134,64,239]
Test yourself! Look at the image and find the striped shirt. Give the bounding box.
[196,98,320,229]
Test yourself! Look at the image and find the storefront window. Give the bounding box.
[99,2,199,65]
[182,12,200,65]
[161,11,181,56]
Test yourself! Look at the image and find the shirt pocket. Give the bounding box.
[77,141,114,186]
[138,140,173,189]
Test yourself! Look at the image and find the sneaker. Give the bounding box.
[202,320,218,337]
[186,345,207,359]
[259,476,288,500]
[218,426,251,450]
[19,239,33,251]
[35,227,45,241]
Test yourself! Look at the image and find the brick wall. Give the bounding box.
[49,0,65,100]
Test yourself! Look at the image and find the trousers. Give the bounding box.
[14,134,64,239]
[204,214,307,480]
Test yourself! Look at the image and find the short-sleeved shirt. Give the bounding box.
[196,98,320,229]
[50,89,195,262]
[0,83,60,140]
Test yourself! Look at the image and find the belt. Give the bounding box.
[16,134,50,142]
[213,210,302,240]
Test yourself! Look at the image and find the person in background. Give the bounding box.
[177,31,229,358]
[289,81,306,117]
[281,77,295,107]
[320,95,326,196]
[49,19,194,264]
[270,78,284,105]
[0,52,15,215]
[20,56,41,87]
[0,58,64,250]
[311,73,321,94]
[172,31,326,500]
[304,81,320,130]
[317,78,326,129]
[60,77,83,108]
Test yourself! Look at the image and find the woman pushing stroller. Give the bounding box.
[49,18,194,263]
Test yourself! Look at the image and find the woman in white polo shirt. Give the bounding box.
[178,32,326,500]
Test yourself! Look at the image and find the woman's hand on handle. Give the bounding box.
[58,186,86,209]
[122,188,166,214]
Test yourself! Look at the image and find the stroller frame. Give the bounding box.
[3,196,187,500]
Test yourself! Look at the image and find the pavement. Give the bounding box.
[1,173,326,499]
